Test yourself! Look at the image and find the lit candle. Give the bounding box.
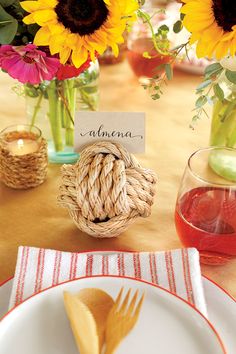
[7,138,39,156]
[0,124,47,189]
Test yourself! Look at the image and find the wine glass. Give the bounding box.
[175,147,236,265]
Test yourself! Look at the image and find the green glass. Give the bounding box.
[25,61,99,164]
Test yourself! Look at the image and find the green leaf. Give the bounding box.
[151,93,160,100]
[195,95,207,109]
[225,69,236,84]
[0,5,18,44]
[0,0,16,7]
[173,20,183,34]
[204,62,223,77]
[155,63,166,71]
[165,63,173,80]
[192,115,200,122]
[27,23,40,37]
[207,96,214,105]
[138,0,145,6]
[196,79,212,91]
[213,83,224,101]
[138,10,150,21]
[158,24,169,34]
[180,13,185,21]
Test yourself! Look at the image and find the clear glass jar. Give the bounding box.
[209,75,236,181]
[25,61,99,164]
[126,0,179,83]
[210,83,236,149]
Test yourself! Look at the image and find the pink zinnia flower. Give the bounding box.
[0,44,60,84]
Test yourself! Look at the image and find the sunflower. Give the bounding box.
[181,0,236,60]
[20,0,138,67]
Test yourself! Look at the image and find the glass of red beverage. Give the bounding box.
[126,2,173,84]
[175,147,236,265]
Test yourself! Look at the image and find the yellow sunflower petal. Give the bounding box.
[205,40,218,58]
[40,0,57,7]
[20,1,40,12]
[49,23,65,35]
[110,43,119,57]
[196,39,208,58]
[123,0,139,15]
[67,34,79,48]
[83,33,107,54]
[87,48,96,62]
[189,32,201,44]
[221,31,235,42]
[59,47,71,64]
[183,15,214,32]
[34,26,51,45]
[22,13,36,25]
[230,37,236,56]
[22,0,137,66]
[181,1,213,15]
[201,23,223,42]
[49,34,67,55]
[215,41,231,60]
[181,0,236,60]
[71,47,89,68]
[33,9,57,25]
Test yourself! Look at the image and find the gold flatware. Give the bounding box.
[75,288,114,352]
[63,291,100,354]
[104,288,145,354]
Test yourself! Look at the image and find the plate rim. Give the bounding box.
[1,246,235,304]
[1,274,235,303]
[0,274,227,354]
[0,276,13,288]
[202,275,236,302]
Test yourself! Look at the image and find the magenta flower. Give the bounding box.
[0,44,60,84]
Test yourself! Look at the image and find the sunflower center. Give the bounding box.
[55,0,109,36]
[212,0,236,32]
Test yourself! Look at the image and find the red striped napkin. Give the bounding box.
[9,247,207,315]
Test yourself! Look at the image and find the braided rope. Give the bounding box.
[0,132,48,189]
[58,141,157,238]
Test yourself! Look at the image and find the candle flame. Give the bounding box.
[17,139,24,149]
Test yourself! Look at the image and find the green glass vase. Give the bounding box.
[25,61,99,164]
[209,84,236,181]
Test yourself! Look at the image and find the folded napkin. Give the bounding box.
[9,247,207,316]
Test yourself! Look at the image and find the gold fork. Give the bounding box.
[103,288,145,354]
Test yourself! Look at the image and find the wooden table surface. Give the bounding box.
[0,60,235,298]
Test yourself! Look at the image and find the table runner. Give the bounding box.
[9,246,207,316]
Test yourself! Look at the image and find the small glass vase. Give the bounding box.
[209,81,236,181]
[25,61,99,164]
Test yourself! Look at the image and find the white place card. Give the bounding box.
[74,112,145,153]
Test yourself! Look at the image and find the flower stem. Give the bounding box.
[30,91,43,129]
[79,87,97,111]
[47,80,63,152]
[60,79,75,146]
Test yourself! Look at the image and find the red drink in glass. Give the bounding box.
[175,186,236,264]
[127,37,171,78]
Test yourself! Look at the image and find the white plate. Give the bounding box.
[0,276,225,354]
[0,278,12,318]
[202,277,236,354]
